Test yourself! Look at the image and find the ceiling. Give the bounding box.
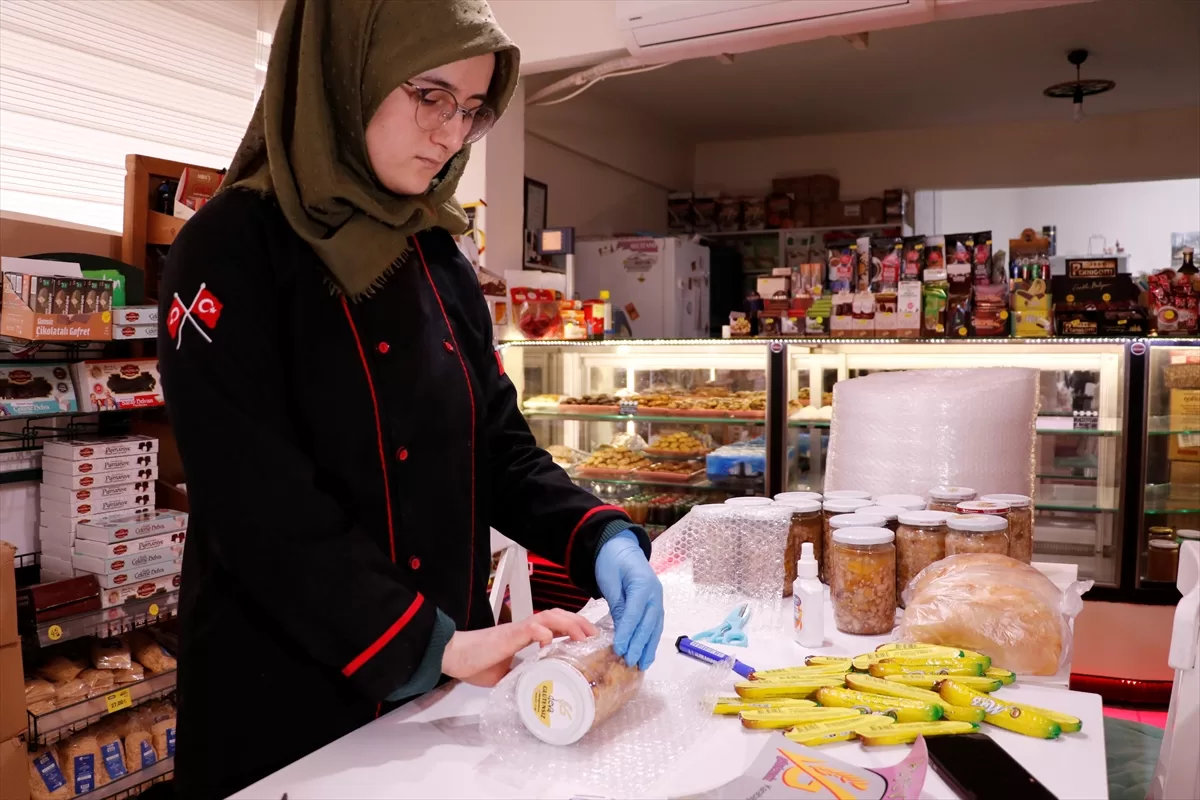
[531,0,1200,142]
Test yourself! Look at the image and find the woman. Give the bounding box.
[158,1,663,796]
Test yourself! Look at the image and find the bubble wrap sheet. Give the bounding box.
[825,368,1039,497]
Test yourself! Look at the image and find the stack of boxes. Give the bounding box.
[110,304,159,340]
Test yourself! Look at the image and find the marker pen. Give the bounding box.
[676,635,756,679]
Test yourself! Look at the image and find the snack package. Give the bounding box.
[715,196,741,232]
[114,663,145,684]
[124,729,157,771]
[741,197,766,231]
[53,678,88,707]
[151,717,177,761]
[28,746,69,800]
[515,618,643,746]
[826,240,857,293]
[91,636,132,671]
[899,553,1092,675]
[972,231,994,285]
[901,236,925,281]
[36,655,85,683]
[60,734,108,793]
[94,727,128,781]
[1009,228,1051,281]
[26,678,55,705]
[78,668,116,695]
[509,288,562,340]
[924,235,945,272]
[128,631,178,673]
[945,234,973,295]
[922,270,949,337]
[871,237,902,292]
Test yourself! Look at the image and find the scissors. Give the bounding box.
[691,603,751,647]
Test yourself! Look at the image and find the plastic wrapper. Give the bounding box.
[151,717,177,761]
[91,636,132,671]
[36,656,85,683]
[53,678,88,706]
[824,368,1038,498]
[114,663,145,684]
[124,729,158,771]
[94,726,128,782]
[26,678,55,704]
[78,668,116,694]
[899,553,1092,676]
[59,733,108,793]
[28,746,69,800]
[129,631,177,672]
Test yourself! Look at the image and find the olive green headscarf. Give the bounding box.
[222,0,520,299]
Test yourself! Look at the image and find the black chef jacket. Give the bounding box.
[158,189,644,799]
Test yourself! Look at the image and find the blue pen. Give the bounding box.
[676,635,756,679]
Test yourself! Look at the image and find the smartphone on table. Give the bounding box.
[925,733,1059,800]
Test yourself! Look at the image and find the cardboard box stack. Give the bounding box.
[0,541,30,800]
[38,436,162,578]
[110,305,158,340]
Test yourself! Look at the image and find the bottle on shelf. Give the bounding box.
[792,542,825,648]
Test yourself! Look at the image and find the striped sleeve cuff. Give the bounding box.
[386,609,457,702]
[595,519,651,560]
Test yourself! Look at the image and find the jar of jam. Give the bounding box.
[830,527,897,635]
[895,510,953,606]
[873,494,927,512]
[821,498,877,583]
[980,494,1032,563]
[946,514,1009,556]
[1147,539,1180,583]
[927,486,977,513]
[776,499,822,597]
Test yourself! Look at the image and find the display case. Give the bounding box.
[500,338,1146,593]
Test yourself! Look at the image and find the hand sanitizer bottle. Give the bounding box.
[793,542,825,647]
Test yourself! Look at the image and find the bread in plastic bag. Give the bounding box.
[26,678,55,705]
[114,663,145,684]
[93,725,129,782]
[124,729,158,771]
[28,746,69,800]
[59,733,109,793]
[91,636,133,671]
[36,655,85,683]
[129,631,177,673]
[151,716,177,760]
[78,668,116,695]
[898,553,1092,676]
[52,678,88,707]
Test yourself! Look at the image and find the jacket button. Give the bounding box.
[443,340,454,353]
[377,341,390,354]
[408,556,421,570]
[395,447,408,462]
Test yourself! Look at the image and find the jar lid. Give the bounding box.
[873,494,927,511]
[823,497,875,513]
[957,500,1011,515]
[929,486,976,502]
[1149,539,1181,550]
[774,499,821,513]
[516,659,596,745]
[947,514,1008,532]
[824,490,872,501]
[981,493,1031,508]
[866,505,905,521]
[1176,529,1200,540]
[898,510,953,527]
[775,491,822,503]
[832,526,895,546]
[829,513,888,529]
[1148,526,1175,535]
[725,496,773,507]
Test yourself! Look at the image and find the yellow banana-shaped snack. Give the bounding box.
[805,656,854,669]
[1014,704,1082,733]
[783,715,895,746]
[814,687,943,723]
[735,677,846,699]
[845,673,986,724]
[883,674,1005,693]
[739,707,863,730]
[850,647,953,671]
[869,661,984,679]
[858,721,980,746]
[875,642,987,660]
[883,654,991,670]
[751,665,851,680]
[713,697,817,715]
[938,680,1061,739]
[985,667,1017,685]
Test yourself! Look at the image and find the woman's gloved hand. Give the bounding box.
[595,531,664,670]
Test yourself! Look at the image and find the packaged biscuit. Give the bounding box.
[33,277,55,314]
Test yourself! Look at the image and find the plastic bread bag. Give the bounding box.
[151,716,177,761]
[128,631,178,673]
[36,655,85,683]
[59,733,109,793]
[124,728,158,772]
[898,553,1093,675]
[52,678,88,707]
[93,724,129,782]
[78,668,116,696]
[28,746,70,800]
[25,678,55,705]
[91,636,133,671]
[114,663,145,684]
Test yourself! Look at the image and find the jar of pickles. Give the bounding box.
[830,527,897,635]
[980,494,1032,563]
[895,510,953,606]
[826,509,886,587]
[946,514,1009,556]
[776,499,822,597]
[873,494,927,512]
[865,505,905,533]
[927,486,977,513]
[820,498,876,583]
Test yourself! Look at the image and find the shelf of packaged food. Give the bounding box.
[28,669,177,747]
[569,471,723,490]
[30,590,179,648]
[1144,500,1200,516]
[787,417,831,428]
[77,754,174,800]
[1033,418,1122,436]
[524,410,765,426]
[696,223,900,239]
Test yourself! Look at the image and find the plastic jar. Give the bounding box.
[824,490,873,501]
[517,634,644,745]
[927,486,977,513]
[945,514,1009,556]
[895,510,953,605]
[830,527,897,635]
[725,496,774,507]
[1178,529,1200,545]
[980,494,1033,563]
[822,501,881,583]
[1147,539,1180,583]
[775,491,822,504]
[776,499,822,597]
[873,494,927,512]
[957,500,1011,519]
[865,505,905,533]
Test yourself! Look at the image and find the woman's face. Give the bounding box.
[365,53,496,196]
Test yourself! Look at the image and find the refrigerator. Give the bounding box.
[574,236,710,339]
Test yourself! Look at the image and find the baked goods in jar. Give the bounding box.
[775,499,821,597]
[946,514,1009,556]
[895,510,952,606]
[830,527,897,635]
[980,494,1033,563]
[927,486,976,513]
[820,498,875,583]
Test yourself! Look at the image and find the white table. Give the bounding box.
[236,587,1107,800]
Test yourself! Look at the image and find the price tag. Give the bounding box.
[48,625,63,641]
[148,603,159,617]
[105,688,132,714]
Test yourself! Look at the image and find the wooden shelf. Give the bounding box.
[146,210,185,247]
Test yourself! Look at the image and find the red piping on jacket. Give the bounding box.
[565,504,625,570]
[343,594,426,677]
[340,297,397,565]
[412,236,478,623]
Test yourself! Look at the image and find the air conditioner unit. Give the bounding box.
[616,0,937,60]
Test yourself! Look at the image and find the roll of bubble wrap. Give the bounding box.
[824,368,1038,499]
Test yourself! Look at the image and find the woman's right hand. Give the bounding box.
[441,609,598,687]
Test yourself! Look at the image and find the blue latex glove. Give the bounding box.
[595,531,664,670]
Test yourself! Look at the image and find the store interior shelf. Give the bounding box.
[1143,500,1200,516]
[788,417,831,428]
[524,410,765,425]
[1033,418,1122,436]
[569,471,723,490]
[1147,415,1200,436]
[1035,501,1118,513]
[78,755,174,800]
[29,590,179,647]
[28,669,177,747]
[695,223,901,239]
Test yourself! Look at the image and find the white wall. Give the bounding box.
[490,0,626,73]
[694,108,1200,200]
[931,179,1200,276]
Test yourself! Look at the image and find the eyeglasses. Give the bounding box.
[403,82,496,144]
